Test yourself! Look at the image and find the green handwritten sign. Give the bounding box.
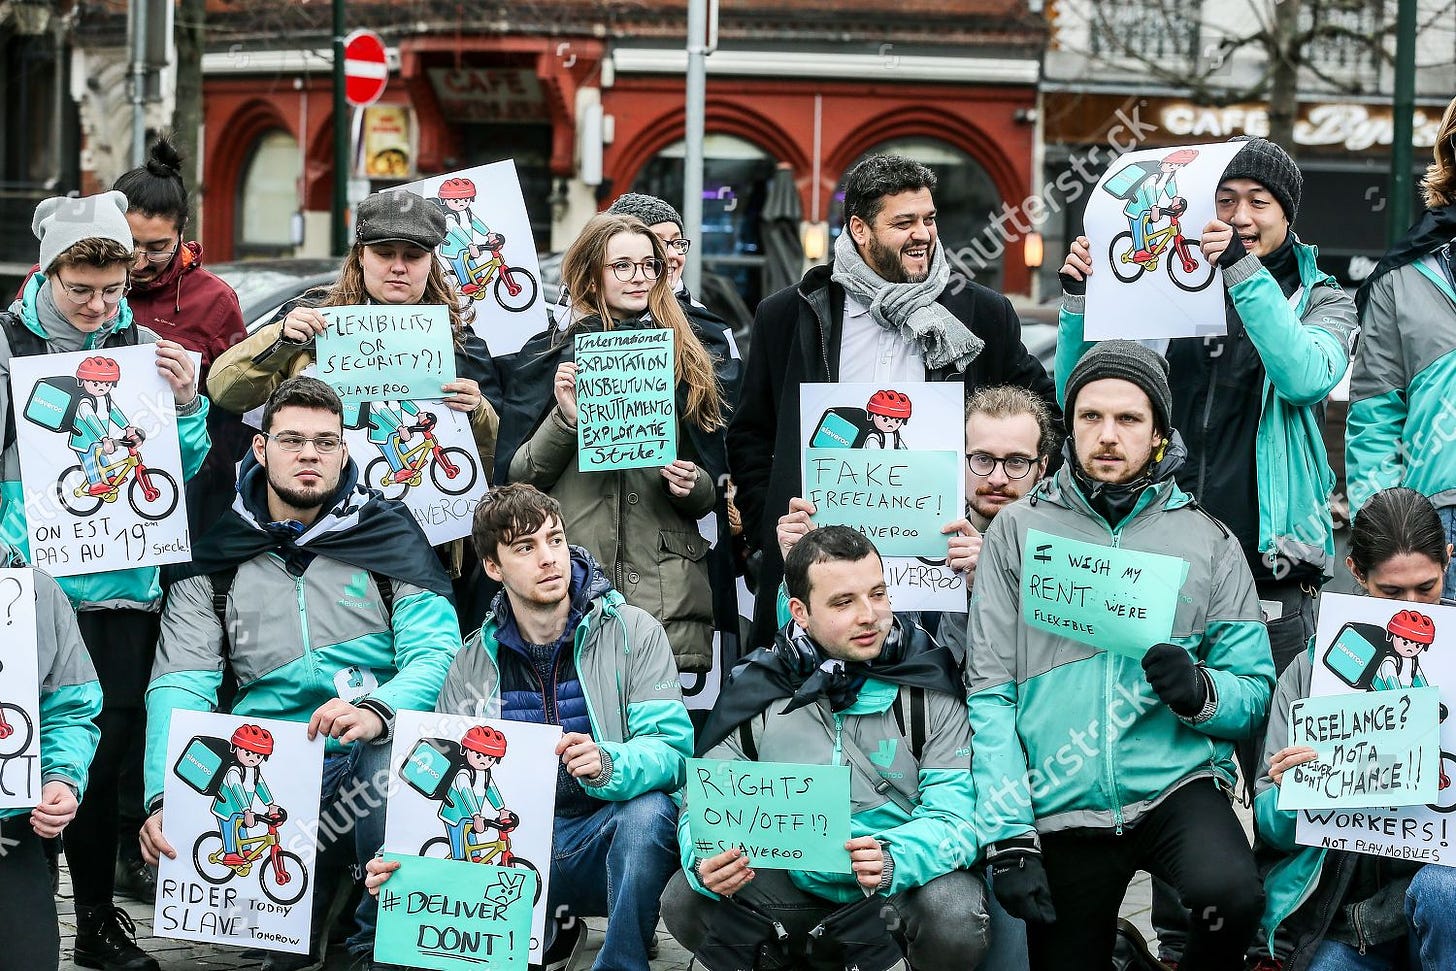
[802,448,961,557]
[574,329,677,471]
[685,758,853,873]
[1019,528,1188,658]
[1278,687,1442,811]
[374,854,535,971]
[315,305,457,404]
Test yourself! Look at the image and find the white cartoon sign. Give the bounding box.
[0,568,40,808]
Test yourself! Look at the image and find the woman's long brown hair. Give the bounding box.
[558,213,724,432]
[322,244,470,344]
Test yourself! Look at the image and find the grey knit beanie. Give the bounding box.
[32,191,134,274]
[1063,341,1173,436]
[607,193,683,231]
[1222,136,1302,223]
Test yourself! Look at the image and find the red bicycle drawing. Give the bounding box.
[1108,197,1216,293]
[56,431,179,521]
[193,807,310,906]
[0,696,34,759]
[364,412,479,501]
[456,232,539,313]
[419,810,541,903]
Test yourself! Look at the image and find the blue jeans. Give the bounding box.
[549,792,679,971]
[445,817,470,861]
[1309,865,1456,970]
[307,740,392,957]
[220,812,246,855]
[78,443,106,486]
[981,869,1030,970]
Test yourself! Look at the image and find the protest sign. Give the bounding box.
[685,758,852,873]
[0,569,40,808]
[803,448,961,557]
[575,329,677,471]
[384,710,559,961]
[1019,529,1188,658]
[375,854,534,971]
[11,345,192,577]
[1295,594,1456,866]
[1083,141,1246,341]
[154,711,324,954]
[1278,687,1441,812]
[798,383,967,587]
[343,399,488,544]
[315,305,457,404]
[398,161,546,355]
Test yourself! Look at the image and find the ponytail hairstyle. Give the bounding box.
[113,134,190,228]
[559,213,724,431]
[1348,487,1450,581]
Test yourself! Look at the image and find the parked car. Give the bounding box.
[209,259,339,334]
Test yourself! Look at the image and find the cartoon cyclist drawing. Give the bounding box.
[1372,609,1434,691]
[863,390,912,450]
[214,725,281,866]
[435,177,492,296]
[439,725,517,862]
[71,356,142,495]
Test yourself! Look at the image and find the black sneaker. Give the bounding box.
[113,854,158,902]
[539,920,584,971]
[73,905,161,971]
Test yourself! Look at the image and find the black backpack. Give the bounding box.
[0,311,139,451]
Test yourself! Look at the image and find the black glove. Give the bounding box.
[1058,270,1087,296]
[987,842,1057,925]
[1141,642,1207,717]
[1216,228,1248,269]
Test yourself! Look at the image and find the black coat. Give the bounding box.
[727,264,1059,649]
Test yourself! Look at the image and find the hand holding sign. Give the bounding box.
[554,362,578,424]
[685,758,852,873]
[315,305,458,404]
[574,330,677,471]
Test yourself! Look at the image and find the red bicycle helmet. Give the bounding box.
[76,356,120,382]
[462,725,507,758]
[231,724,274,756]
[1163,148,1199,165]
[866,389,912,420]
[1388,610,1436,645]
[437,178,477,200]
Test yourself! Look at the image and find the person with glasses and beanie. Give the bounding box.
[0,190,210,971]
[498,212,736,678]
[140,375,462,971]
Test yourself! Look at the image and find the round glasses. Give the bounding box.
[55,279,130,307]
[967,452,1036,479]
[608,258,664,282]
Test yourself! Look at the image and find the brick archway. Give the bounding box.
[203,98,297,259]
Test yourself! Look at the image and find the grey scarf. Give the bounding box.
[830,231,983,372]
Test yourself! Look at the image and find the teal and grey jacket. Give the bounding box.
[965,462,1275,844]
[0,271,211,610]
[1057,235,1355,577]
[1346,253,1456,516]
[437,554,692,803]
[143,485,462,810]
[0,547,102,821]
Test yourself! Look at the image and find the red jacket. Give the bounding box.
[125,242,244,381]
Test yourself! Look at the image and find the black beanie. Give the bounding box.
[1222,136,1302,223]
[606,193,684,231]
[1063,341,1174,436]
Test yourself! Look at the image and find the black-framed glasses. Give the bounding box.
[132,238,180,264]
[660,238,691,256]
[266,433,343,454]
[967,452,1036,479]
[608,258,663,282]
[55,278,130,306]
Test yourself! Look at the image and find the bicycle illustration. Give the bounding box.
[453,232,539,313]
[363,412,478,501]
[1107,197,1216,293]
[56,430,179,521]
[193,807,310,906]
[0,688,34,760]
[419,811,541,902]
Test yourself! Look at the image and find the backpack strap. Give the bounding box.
[211,567,238,639]
[370,571,395,623]
[1,312,47,453]
[737,720,759,761]
[891,686,929,763]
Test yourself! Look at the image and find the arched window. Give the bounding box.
[833,138,1005,293]
[631,134,778,308]
[235,130,301,257]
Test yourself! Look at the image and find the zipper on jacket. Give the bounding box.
[832,711,844,767]
[1195,363,1218,499]
[295,576,319,684]
[1106,526,1124,834]
[1351,900,1368,955]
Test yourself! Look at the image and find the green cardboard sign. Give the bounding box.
[315,305,457,404]
[1278,687,1442,811]
[802,447,961,557]
[374,854,535,971]
[1019,528,1188,658]
[685,758,853,873]
[575,329,677,471]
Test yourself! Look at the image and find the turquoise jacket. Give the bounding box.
[438,586,693,804]
[0,272,212,610]
[439,770,503,826]
[69,395,129,454]
[366,399,420,446]
[966,465,1275,843]
[211,766,275,821]
[0,549,102,820]
[1346,255,1456,515]
[1058,236,1355,577]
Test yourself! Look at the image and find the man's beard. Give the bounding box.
[866,236,931,285]
[268,468,332,512]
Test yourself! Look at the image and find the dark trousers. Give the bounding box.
[1033,780,1263,971]
[65,610,158,910]
[0,817,61,970]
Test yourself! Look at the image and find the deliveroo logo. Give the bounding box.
[869,739,898,768]
[339,571,375,611]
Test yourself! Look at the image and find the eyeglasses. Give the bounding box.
[659,238,691,256]
[266,433,343,454]
[132,241,179,264]
[55,278,129,306]
[608,258,663,282]
[967,452,1037,479]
